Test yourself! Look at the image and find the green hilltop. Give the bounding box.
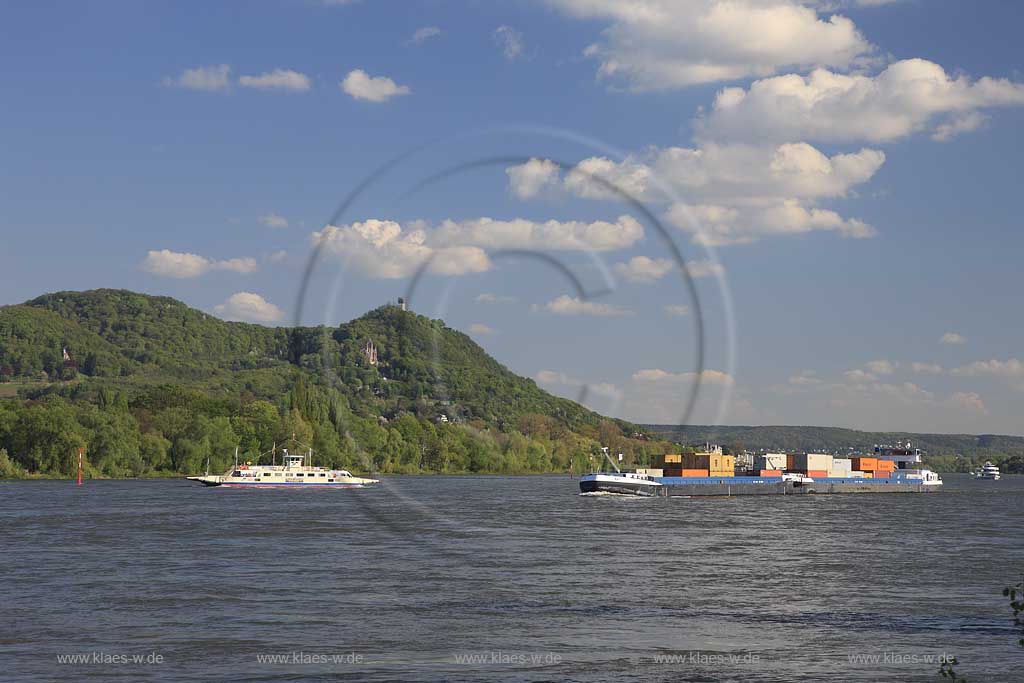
[0,289,664,478]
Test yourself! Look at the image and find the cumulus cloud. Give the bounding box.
[952,358,1024,379]
[910,362,943,375]
[865,359,897,375]
[214,292,285,323]
[312,220,489,279]
[697,59,1024,144]
[506,158,561,199]
[947,391,987,414]
[494,25,524,61]
[140,250,258,278]
[341,69,410,102]
[468,323,496,335]
[258,213,289,229]
[547,0,872,90]
[664,304,690,317]
[432,215,643,252]
[613,256,674,283]
[632,368,735,386]
[534,295,633,317]
[844,369,877,384]
[267,250,289,264]
[476,293,517,304]
[163,64,231,92]
[411,26,442,44]
[941,331,966,345]
[510,143,882,246]
[238,69,311,91]
[313,214,642,279]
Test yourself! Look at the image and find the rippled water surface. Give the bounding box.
[2,474,1023,682]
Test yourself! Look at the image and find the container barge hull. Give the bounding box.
[656,476,937,497]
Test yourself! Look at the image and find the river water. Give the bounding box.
[1,474,1022,682]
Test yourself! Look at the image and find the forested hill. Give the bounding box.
[0,289,664,478]
[644,425,1024,473]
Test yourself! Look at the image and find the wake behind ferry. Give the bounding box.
[187,446,378,489]
[580,442,942,496]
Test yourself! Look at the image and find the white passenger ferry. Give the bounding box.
[187,447,378,488]
[974,461,1001,480]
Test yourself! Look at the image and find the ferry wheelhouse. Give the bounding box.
[187,447,378,489]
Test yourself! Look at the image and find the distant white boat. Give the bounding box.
[974,461,1001,480]
[187,447,378,488]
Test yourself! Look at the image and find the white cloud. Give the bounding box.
[947,391,988,414]
[941,331,966,345]
[238,69,311,92]
[506,158,561,199]
[341,69,410,102]
[613,256,674,283]
[163,64,231,92]
[518,143,882,246]
[952,359,1024,379]
[788,373,821,386]
[476,293,517,304]
[258,213,289,229]
[664,304,690,317]
[844,369,877,384]
[411,26,442,44]
[632,368,735,386]
[312,220,489,279]
[534,295,634,317]
[697,59,1024,144]
[910,362,943,375]
[432,215,643,252]
[140,250,258,278]
[547,0,872,90]
[494,25,524,61]
[313,215,642,279]
[214,292,285,324]
[536,369,578,386]
[468,323,496,335]
[932,112,990,142]
[267,250,289,264]
[865,359,897,375]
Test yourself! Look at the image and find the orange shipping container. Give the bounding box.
[851,457,877,471]
[758,469,783,476]
[786,454,795,470]
[805,470,828,478]
[871,470,890,478]
[679,469,709,477]
[876,459,895,472]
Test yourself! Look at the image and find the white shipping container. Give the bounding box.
[828,458,852,477]
[792,453,833,471]
[754,453,788,470]
[635,468,663,477]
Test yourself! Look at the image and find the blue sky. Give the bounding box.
[2,0,1023,434]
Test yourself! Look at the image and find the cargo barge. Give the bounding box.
[580,442,942,496]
